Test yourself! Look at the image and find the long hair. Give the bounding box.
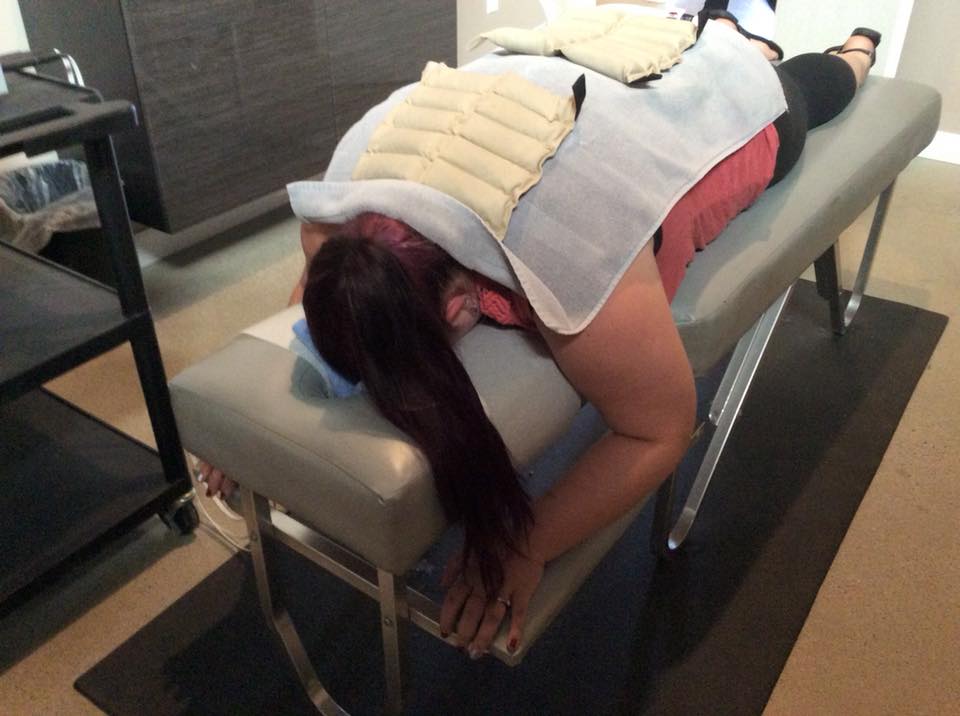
[302,213,534,595]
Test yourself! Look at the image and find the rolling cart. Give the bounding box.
[0,52,196,606]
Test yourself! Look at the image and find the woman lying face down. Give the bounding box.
[199,212,714,658]
[197,20,882,662]
[295,212,696,659]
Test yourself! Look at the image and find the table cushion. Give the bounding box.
[170,311,580,574]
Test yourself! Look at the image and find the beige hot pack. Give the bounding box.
[474,8,697,84]
[351,61,577,240]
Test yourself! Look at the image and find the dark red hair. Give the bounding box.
[302,213,533,595]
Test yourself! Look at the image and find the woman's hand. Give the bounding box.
[195,459,237,499]
[438,547,545,660]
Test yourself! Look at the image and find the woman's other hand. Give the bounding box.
[195,459,237,499]
[438,547,545,660]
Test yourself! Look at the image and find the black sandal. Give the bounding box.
[698,9,784,61]
[824,27,882,67]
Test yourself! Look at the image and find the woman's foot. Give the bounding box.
[826,28,881,87]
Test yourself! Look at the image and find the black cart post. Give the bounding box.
[0,52,197,606]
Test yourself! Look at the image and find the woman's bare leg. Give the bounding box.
[829,33,876,87]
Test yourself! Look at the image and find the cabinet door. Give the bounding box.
[121,0,337,231]
[325,0,457,138]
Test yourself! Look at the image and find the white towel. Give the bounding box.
[288,21,785,334]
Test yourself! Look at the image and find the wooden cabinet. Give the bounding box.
[325,0,461,134]
[20,0,456,232]
[119,0,339,230]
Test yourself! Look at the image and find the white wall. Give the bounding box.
[1,0,33,172]
[898,1,960,164]
[0,0,27,53]
[897,0,960,147]
[457,0,547,66]
[777,0,956,164]
[774,0,910,78]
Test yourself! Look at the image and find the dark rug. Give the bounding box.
[75,282,947,715]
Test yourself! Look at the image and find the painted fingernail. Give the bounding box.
[508,638,518,653]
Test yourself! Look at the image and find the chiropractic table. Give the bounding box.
[168,76,940,714]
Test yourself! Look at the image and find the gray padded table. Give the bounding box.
[169,75,940,714]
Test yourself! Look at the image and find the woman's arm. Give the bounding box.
[527,241,695,561]
[440,240,696,656]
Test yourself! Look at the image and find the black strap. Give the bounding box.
[572,74,586,119]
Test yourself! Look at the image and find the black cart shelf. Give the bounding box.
[0,54,195,605]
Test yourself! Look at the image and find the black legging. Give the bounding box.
[770,53,858,185]
[652,52,857,255]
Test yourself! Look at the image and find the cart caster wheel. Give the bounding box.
[170,501,199,534]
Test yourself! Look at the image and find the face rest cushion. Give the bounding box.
[291,318,363,398]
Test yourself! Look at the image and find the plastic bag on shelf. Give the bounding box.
[0,159,100,253]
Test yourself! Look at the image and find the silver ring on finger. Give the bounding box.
[496,596,511,608]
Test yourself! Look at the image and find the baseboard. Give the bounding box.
[133,187,296,269]
[132,162,329,268]
[919,131,960,165]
